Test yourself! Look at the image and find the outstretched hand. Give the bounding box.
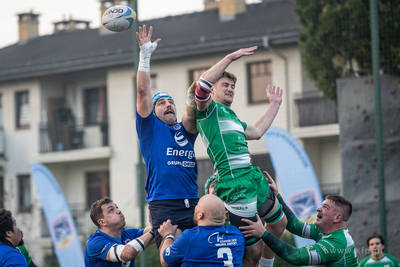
[136,25,161,46]
[263,171,278,196]
[266,85,283,105]
[227,46,258,61]
[239,214,266,238]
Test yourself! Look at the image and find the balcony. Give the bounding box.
[39,119,108,153]
[320,182,342,198]
[41,203,93,237]
[294,91,338,127]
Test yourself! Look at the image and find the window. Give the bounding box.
[15,91,30,128]
[251,154,275,179]
[247,61,272,103]
[189,67,210,86]
[18,175,31,212]
[86,171,109,209]
[0,94,3,129]
[196,158,214,197]
[0,176,4,209]
[84,87,107,125]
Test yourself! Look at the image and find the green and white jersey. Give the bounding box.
[301,225,358,267]
[265,195,359,267]
[196,100,252,180]
[359,254,400,267]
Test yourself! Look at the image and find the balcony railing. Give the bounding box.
[0,129,4,157]
[39,119,109,153]
[41,203,93,237]
[294,91,338,127]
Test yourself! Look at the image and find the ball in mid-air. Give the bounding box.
[102,5,136,32]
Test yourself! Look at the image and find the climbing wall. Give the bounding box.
[337,75,400,259]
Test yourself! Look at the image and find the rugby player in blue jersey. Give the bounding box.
[85,197,154,267]
[158,194,245,267]
[135,25,199,251]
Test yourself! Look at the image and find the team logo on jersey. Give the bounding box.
[174,132,188,147]
[288,189,319,223]
[173,123,181,130]
[208,232,225,244]
[50,212,75,249]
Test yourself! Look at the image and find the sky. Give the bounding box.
[0,0,206,49]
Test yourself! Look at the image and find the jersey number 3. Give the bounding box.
[217,247,233,267]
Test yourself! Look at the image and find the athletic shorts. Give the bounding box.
[149,198,198,248]
[214,167,284,246]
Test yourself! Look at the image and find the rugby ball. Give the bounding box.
[102,5,136,32]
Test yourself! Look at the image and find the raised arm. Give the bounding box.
[136,25,161,118]
[244,85,283,140]
[195,46,258,111]
[182,81,198,134]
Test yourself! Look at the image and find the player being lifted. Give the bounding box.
[191,46,287,267]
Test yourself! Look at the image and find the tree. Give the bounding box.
[294,0,400,100]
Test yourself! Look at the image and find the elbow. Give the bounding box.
[160,258,170,267]
[120,250,138,262]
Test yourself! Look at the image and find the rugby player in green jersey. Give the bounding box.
[192,47,286,267]
[359,235,399,267]
[240,172,358,267]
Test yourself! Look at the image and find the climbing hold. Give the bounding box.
[390,129,395,135]
[374,184,378,189]
[370,163,376,169]
[357,144,363,150]
[358,163,363,169]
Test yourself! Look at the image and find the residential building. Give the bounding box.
[0,0,341,264]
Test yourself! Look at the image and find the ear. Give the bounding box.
[333,213,342,223]
[5,230,11,237]
[98,219,106,227]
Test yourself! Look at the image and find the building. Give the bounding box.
[0,0,341,264]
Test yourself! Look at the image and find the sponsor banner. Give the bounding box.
[30,163,84,267]
[263,127,323,249]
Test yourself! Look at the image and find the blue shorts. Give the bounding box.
[149,198,199,248]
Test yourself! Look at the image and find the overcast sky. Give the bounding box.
[0,0,205,49]
[1,0,263,49]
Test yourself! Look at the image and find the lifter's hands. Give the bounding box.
[263,171,278,196]
[158,219,178,238]
[136,25,161,47]
[240,214,267,238]
[226,46,257,61]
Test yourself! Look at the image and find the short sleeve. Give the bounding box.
[163,231,190,267]
[86,236,114,261]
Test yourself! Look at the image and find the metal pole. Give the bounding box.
[131,0,148,265]
[369,0,387,251]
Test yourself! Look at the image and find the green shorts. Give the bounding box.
[214,166,270,217]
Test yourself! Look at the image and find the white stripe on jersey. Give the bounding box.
[228,154,251,169]
[302,223,312,238]
[219,120,244,133]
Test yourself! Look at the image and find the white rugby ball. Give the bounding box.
[102,5,136,32]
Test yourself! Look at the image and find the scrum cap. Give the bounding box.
[152,92,174,111]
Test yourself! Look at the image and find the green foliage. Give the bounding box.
[134,243,162,267]
[294,0,400,100]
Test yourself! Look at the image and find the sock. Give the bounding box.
[258,257,275,267]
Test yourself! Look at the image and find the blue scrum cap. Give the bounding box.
[152,92,174,110]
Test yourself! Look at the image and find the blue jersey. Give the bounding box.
[163,225,245,267]
[0,243,27,267]
[84,228,144,267]
[136,111,199,202]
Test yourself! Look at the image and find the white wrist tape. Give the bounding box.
[165,234,175,241]
[109,244,126,262]
[127,238,145,256]
[138,41,158,72]
[186,88,196,107]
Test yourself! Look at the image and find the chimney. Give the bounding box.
[18,11,40,41]
[100,0,131,30]
[53,16,90,33]
[204,0,219,10]
[219,0,246,21]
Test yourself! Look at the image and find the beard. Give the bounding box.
[18,238,24,246]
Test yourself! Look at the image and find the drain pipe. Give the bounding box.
[262,36,291,132]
